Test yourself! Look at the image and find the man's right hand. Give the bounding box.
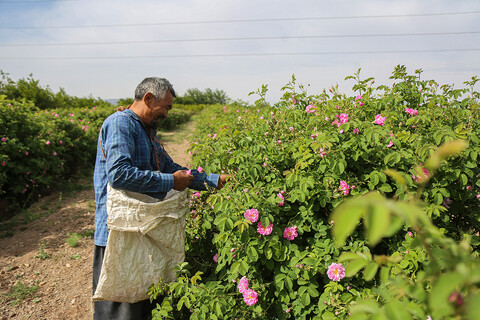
[173,170,194,191]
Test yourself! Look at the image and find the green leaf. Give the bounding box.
[285,276,293,290]
[177,296,187,311]
[345,258,368,277]
[331,200,366,247]
[370,172,380,186]
[365,203,390,246]
[336,162,345,175]
[378,183,392,193]
[307,285,319,297]
[300,292,311,306]
[384,300,412,320]
[338,252,363,263]
[265,247,273,259]
[247,246,258,262]
[350,299,381,315]
[239,260,249,275]
[429,272,465,318]
[364,262,379,281]
[214,301,222,317]
[383,214,403,238]
[467,292,480,320]
[433,192,443,205]
[439,188,450,197]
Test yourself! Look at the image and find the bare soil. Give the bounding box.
[0,121,195,320]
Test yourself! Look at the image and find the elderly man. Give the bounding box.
[92,77,228,319]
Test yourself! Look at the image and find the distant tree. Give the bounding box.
[175,88,230,105]
[116,98,134,107]
[0,70,111,109]
[0,71,59,109]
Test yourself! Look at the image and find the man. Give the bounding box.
[93,77,228,319]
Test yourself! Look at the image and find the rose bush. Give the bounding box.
[0,97,115,214]
[149,66,479,319]
[0,99,201,216]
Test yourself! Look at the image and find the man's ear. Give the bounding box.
[143,92,155,107]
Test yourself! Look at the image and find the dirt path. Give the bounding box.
[0,121,196,320]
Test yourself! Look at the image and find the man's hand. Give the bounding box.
[217,174,230,190]
[173,170,194,191]
[116,105,131,112]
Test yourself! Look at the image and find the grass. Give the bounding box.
[65,232,82,247]
[1,280,40,306]
[81,229,95,239]
[34,241,51,260]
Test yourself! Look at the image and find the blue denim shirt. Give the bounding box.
[93,109,219,246]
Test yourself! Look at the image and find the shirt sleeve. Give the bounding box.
[158,141,219,190]
[102,115,174,193]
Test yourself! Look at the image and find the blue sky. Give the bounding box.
[0,0,479,103]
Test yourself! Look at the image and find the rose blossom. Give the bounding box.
[244,209,259,223]
[283,226,298,240]
[238,276,249,293]
[327,263,346,282]
[339,113,349,124]
[243,289,258,306]
[412,166,430,183]
[374,114,386,126]
[339,181,350,195]
[305,105,316,113]
[277,192,285,206]
[257,221,273,235]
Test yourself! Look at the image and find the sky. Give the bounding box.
[0,0,479,104]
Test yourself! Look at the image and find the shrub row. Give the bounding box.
[0,97,116,215]
[149,66,480,319]
[0,100,205,216]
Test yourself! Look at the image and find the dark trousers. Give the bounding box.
[92,245,157,320]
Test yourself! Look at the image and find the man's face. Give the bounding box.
[149,91,174,129]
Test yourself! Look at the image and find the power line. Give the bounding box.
[0,11,479,29]
[0,48,478,60]
[1,31,479,47]
[0,0,79,3]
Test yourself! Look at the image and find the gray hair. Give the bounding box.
[134,77,176,101]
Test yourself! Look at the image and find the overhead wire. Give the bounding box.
[0,11,479,29]
[0,48,479,60]
[0,31,479,47]
[0,0,79,3]
[0,10,478,61]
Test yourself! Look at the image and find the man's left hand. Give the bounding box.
[217,175,230,190]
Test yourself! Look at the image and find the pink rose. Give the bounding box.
[238,276,249,293]
[305,105,316,113]
[327,263,346,282]
[374,114,386,126]
[339,181,350,195]
[257,221,273,235]
[283,226,298,240]
[243,289,258,306]
[244,209,259,223]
